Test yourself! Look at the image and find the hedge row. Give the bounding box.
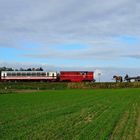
[67,82,140,89]
[0,82,68,90]
[0,82,140,91]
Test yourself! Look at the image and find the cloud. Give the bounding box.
[23,48,117,60]
[0,0,140,67]
[0,0,140,46]
[123,54,140,59]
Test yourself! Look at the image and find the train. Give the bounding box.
[0,71,95,82]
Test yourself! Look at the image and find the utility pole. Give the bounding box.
[98,73,101,82]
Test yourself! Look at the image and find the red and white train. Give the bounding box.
[0,71,95,82]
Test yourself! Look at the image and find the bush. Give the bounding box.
[67,82,140,89]
[0,82,140,90]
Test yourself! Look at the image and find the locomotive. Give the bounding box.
[0,71,94,82]
[60,71,94,82]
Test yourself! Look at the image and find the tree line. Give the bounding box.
[0,67,44,72]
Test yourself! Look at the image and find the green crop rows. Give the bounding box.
[0,89,140,140]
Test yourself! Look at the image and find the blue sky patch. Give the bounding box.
[117,36,139,45]
[50,43,88,50]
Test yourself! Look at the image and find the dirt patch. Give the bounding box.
[135,111,140,139]
[13,90,48,93]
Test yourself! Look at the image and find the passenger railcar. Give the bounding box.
[1,71,57,82]
[60,71,94,82]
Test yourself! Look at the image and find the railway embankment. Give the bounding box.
[0,82,140,94]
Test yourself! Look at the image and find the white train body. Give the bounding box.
[1,71,57,81]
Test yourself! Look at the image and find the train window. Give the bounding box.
[12,73,16,76]
[27,73,31,76]
[80,72,85,75]
[52,73,55,77]
[17,73,21,76]
[40,73,43,76]
[47,72,49,77]
[32,73,36,76]
[37,73,41,76]
[42,73,46,76]
[22,73,26,76]
[7,73,11,76]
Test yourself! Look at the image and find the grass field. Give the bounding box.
[0,89,140,140]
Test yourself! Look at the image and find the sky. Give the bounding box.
[0,0,140,81]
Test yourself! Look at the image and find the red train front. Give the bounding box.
[60,71,94,82]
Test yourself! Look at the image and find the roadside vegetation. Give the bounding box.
[0,82,140,92]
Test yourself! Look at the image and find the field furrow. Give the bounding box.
[0,89,140,140]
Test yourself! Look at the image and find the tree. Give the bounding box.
[27,68,32,71]
[39,67,43,71]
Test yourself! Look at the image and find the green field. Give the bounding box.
[0,89,140,140]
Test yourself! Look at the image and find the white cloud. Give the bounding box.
[0,0,140,68]
[0,0,140,45]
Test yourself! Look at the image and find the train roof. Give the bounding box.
[1,71,56,73]
[60,71,94,72]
